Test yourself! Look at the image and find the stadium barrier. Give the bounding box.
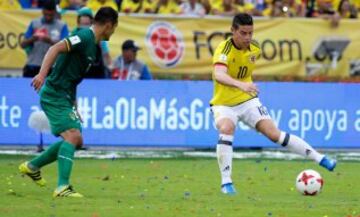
[0,78,359,148]
[1,11,360,77]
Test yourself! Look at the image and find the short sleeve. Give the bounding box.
[24,21,34,39]
[60,24,69,39]
[141,65,152,80]
[212,40,230,66]
[64,29,92,52]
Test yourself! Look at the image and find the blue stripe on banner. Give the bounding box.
[0,78,359,148]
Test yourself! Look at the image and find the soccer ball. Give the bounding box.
[295,169,324,196]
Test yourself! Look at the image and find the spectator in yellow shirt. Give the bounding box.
[121,0,156,13]
[86,0,118,12]
[0,0,21,10]
[314,0,341,27]
[59,0,86,10]
[351,0,360,9]
[142,0,157,13]
[121,0,143,13]
[154,0,181,14]
[234,0,264,16]
[338,0,358,18]
[211,0,238,16]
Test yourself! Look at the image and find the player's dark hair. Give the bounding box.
[94,7,118,25]
[42,0,56,11]
[232,13,253,29]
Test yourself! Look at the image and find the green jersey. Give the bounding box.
[43,28,97,101]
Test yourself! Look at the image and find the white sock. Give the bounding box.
[217,134,234,185]
[277,132,324,163]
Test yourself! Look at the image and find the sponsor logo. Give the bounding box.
[249,55,256,63]
[223,165,230,172]
[145,22,184,68]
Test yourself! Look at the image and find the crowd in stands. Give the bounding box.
[17,0,152,80]
[1,0,359,81]
[0,0,358,19]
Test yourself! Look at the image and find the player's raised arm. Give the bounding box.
[213,63,259,95]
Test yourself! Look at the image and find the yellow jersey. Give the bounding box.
[121,0,139,13]
[121,0,156,13]
[351,0,360,9]
[86,0,118,12]
[0,0,21,10]
[157,0,181,14]
[210,38,261,106]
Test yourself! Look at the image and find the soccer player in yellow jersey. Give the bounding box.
[210,13,337,195]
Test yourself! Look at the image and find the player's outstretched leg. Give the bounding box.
[276,132,336,171]
[217,134,236,195]
[257,119,337,172]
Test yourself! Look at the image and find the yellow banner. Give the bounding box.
[1,11,360,77]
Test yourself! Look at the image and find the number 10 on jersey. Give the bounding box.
[237,66,248,79]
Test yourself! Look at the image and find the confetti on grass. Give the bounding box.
[184,191,191,199]
[102,175,110,181]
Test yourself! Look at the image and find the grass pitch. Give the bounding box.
[0,154,359,217]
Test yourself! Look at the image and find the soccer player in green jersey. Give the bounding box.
[19,7,118,198]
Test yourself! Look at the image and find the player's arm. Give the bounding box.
[214,64,259,95]
[31,40,69,92]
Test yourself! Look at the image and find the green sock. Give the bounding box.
[29,140,63,169]
[57,141,76,187]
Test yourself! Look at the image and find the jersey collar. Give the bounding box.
[231,38,251,51]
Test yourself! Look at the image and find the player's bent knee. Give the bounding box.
[74,138,83,148]
[64,137,83,148]
[71,135,83,148]
[218,124,235,135]
[61,129,83,147]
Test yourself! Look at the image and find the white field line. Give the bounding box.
[0,149,359,161]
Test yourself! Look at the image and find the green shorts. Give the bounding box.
[40,86,81,136]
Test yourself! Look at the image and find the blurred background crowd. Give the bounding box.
[0,0,358,19]
[1,0,359,82]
